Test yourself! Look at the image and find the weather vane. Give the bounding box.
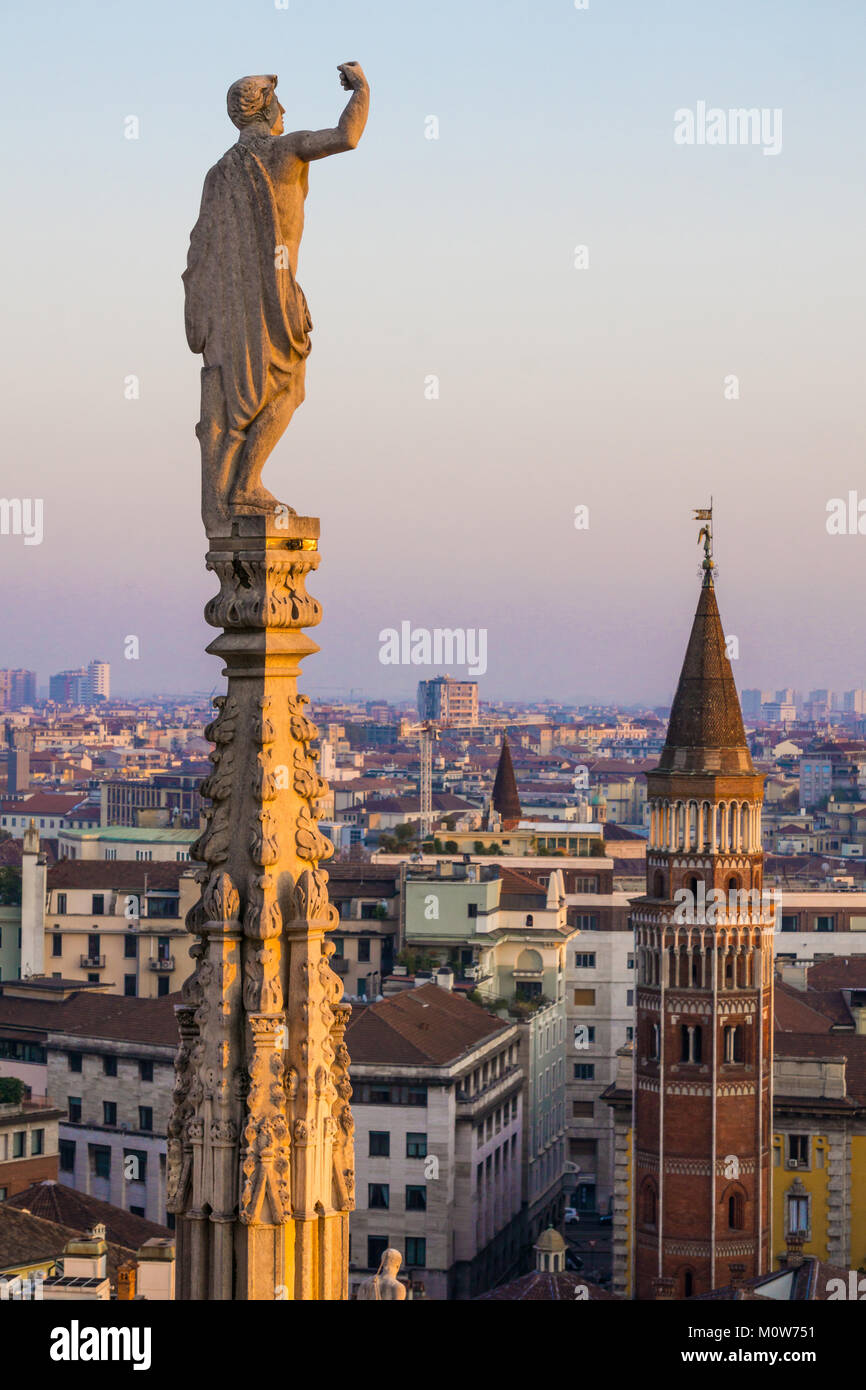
[693,501,714,583]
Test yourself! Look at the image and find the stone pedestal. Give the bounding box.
[169,514,354,1300]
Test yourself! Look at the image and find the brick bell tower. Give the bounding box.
[632,509,773,1299]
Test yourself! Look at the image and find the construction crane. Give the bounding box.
[405,721,441,842]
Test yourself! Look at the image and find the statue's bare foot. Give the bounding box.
[228,481,288,515]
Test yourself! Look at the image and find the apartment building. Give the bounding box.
[346,984,523,1299]
[0,978,176,1225]
[402,860,574,1248]
[326,863,400,999]
[0,1089,63,1200]
[44,859,198,998]
[417,676,479,727]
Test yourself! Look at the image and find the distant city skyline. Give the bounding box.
[3,0,864,701]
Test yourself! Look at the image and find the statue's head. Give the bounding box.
[227,74,284,135]
[379,1249,402,1277]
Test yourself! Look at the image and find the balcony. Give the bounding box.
[80,954,105,969]
[455,1063,522,1118]
[148,956,175,972]
[331,956,349,976]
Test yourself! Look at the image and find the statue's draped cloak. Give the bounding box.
[183,140,312,434]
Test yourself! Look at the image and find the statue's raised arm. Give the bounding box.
[286,63,370,161]
[183,64,370,537]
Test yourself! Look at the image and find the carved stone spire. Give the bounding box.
[169,512,353,1300]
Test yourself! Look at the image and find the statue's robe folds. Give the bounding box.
[183,140,312,436]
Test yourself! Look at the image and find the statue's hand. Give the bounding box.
[338,62,366,92]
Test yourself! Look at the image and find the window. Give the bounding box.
[573,1063,595,1080]
[816,916,835,933]
[129,1205,145,1217]
[573,989,595,1006]
[57,893,67,913]
[574,952,596,968]
[368,1183,390,1210]
[68,1051,83,1073]
[124,1149,148,1183]
[103,1056,117,1077]
[788,1134,810,1167]
[92,894,105,915]
[405,1185,427,1211]
[781,915,798,933]
[367,1236,388,1269]
[642,1181,657,1228]
[12,1131,26,1158]
[369,1131,390,1157]
[406,1133,427,1158]
[467,903,478,918]
[52,933,62,957]
[68,1096,82,1123]
[87,933,100,958]
[87,973,100,984]
[158,977,170,996]
[92,1146,111,1180]
[626,1026,634,1041]
[140,1060,154,1083]
[103,1102,117,1126]
[124,975,137,997]
[723,1025,744,1064]
[728,1191,745,1229]
[626,989,634,1006]
[405,1237,426,1267]
[680,1024,702,1064]
[135,851,153,862]
[138,1106,153,1132]
[331,937,344,956]
[650,1023,660,1060]
[124,935,138,958]
[357,938,371,962]
[576,914,598,931]
[59,1140,76,1172]
[787,1194,809,1235]
[572,1101,594,1118]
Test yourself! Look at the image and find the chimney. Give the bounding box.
[781,1232,805,1269]
[652,1276,676,1300]
[117,1262,137,1300]
[728,1263,746,1290]
[20,822,46,978]
[435,967,454,992]
[135,1238,176,1300]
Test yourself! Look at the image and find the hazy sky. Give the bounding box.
[2,0,864,703]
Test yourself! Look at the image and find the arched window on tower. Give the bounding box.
[682,1269,694,1298]
[680,1024,702,1064]
[654,870,665,899]
[723,1024,744,1063]
[691,952,702,987]
[649,1022,660,1060]
[641,1180,658,1229]
[727,1190,745,1230]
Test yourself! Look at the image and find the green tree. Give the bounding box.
[0,867,21,906]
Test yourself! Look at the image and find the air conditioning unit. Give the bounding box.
[785,1158,802,1170]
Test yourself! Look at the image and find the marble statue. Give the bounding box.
[183,64,370,534]
[357,1249,408,1301]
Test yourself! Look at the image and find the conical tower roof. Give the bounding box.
[491,735,522,826]
[655,575,755,777]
